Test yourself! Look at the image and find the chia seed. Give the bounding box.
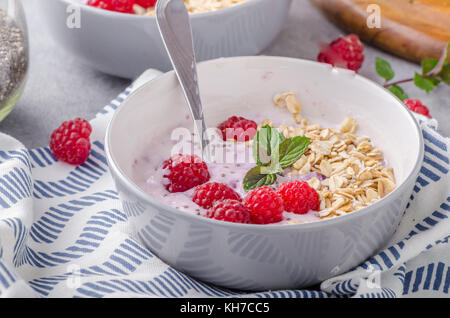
[0,10,27,109]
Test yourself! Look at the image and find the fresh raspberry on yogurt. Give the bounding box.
[193,182,241,209]
[244,186,284,224]
[206,199,251,224]
[162,154,210,193]
[217,116,257,142]
[277,181,320,215]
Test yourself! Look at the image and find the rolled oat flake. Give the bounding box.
[0,9,27,111]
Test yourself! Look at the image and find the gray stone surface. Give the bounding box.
[1,0,449,149]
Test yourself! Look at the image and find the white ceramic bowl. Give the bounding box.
[37,0,292,79]
[105,56,423,290]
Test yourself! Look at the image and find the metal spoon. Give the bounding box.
[156,0,210,161]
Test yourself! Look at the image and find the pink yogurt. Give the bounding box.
[131,129,321,224]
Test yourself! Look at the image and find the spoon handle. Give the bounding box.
[156,0,209,158]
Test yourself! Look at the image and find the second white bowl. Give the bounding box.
[37,0,292,79]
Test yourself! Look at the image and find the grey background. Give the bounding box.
[1,0,449,149]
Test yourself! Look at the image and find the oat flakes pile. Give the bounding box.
[267,92,396,219]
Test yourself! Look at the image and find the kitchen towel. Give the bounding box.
[0,71,449,298]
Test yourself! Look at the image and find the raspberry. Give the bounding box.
[87,0,135,13]
[162,154,210,193]
[206,199,250,224]
[135,0,157,8]
[317,34,365,72]
[403,99,432,118]
[193,182,241,209]
[217,116,257,142]
[49,118,92,165]
[277,181,320,215]
[244,186,284,224]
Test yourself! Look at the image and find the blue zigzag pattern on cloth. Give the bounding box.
[393,263,407,285]
[252,289,329,298]
[27,247,331,298]
[326,279,359,297]
[73,274,331,298]
[0,148,32,170]
[31,143,109,200]
[0,167,33,208]
[358,287,397,298]
[2,218,28,267]
[27,237,154,296]
[3,209,127,268]
[0,260,17,296]
[322,196,450,297]
[426,234,450,251]
[30,190,119,244]
[27,147,56,168]
[73,267,238,298]
[358,196,450,274]
[402,262,450,295]
[407,125,449,208]
[25,142,107,169]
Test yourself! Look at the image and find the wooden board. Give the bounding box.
[311,0,450,63]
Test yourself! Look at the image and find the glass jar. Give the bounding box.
[0,0,28,122]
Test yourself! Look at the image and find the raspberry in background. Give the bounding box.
[162,154,210,193]
[403,99,432,118]
[277,181,320,215]
[87,0,135,14]
[135,0,157,8]
[217,116,257,142]
[206,199,250,224]
[193,182,241,209]
[317,34,365,72]
[244,186,284,224]
[50,118,92,165]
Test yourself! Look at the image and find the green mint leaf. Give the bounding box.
[387,85,409,101]
[375,57,395,81]
[260,163,283,175]
[252,125,284,166]
[279,136,311,169]
[414,72,437,93]
[438,63,450,85]
[430,77,441,85]
[243,166,277,191]
[422,59,439,75]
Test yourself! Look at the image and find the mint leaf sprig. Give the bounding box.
[375,43,450,100]
[242,166,278,191]
[243,125,310,191]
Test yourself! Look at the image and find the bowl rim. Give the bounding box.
[105,56,424,231]
[61,0,270,19]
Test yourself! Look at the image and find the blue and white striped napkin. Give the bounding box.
[0,72,449,298]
